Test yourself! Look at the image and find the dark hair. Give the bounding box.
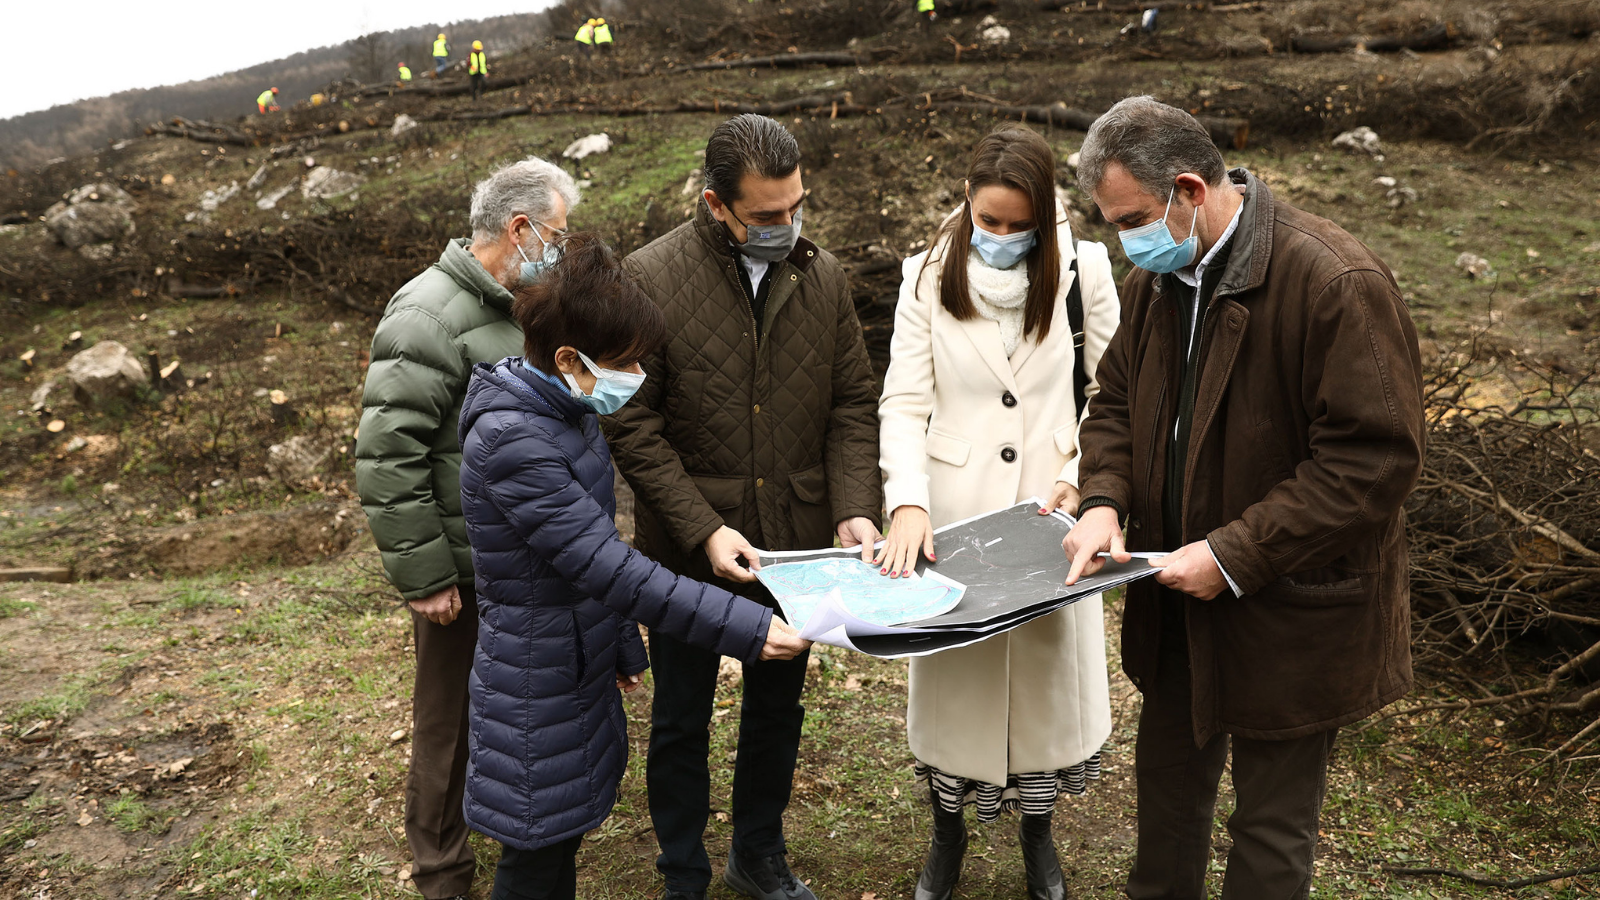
[922,125,1062,340]
[703,114,801,205]
[513,233,667,374]
[1076,95,1228,197]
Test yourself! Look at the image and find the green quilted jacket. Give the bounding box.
[355,239,524,600]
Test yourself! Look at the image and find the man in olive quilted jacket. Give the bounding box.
[354,157,577,900]
[606,114,884,900]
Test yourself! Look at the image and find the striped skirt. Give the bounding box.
[914,753,1103,822]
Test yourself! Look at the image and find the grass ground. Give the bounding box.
[1,553,1596,898]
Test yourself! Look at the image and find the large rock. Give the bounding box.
[266,435,332,489]
[66,340,148,407]
[562,133,612,160]
[43,183,136,251]
[301,167,366,199]
[389,114,419,138]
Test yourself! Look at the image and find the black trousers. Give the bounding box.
[470,73,485,100]
[491,836,583,900]
[1126,614,1337,900]
[647,626,810,891]
[406,585,479,899]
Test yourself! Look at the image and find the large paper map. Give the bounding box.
[755,558,965,631]
[755,500,1165,658]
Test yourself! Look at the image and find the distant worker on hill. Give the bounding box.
[469,41,489,101]
[594,17,614,53]
[433,32,450,76]
[257,86,280,114]
[917,0,937,25]
[398,61,413,82]
[575,18,597,56]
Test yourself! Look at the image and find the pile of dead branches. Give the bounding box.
[1403,342,1600,764]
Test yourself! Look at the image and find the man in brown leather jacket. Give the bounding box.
[605,114,883,900]
[1063,97,1425,899]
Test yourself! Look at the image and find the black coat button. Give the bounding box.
[1001,391,1017,407]
[1000,447,1017,463]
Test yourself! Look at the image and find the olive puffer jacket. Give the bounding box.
[606,201,883,586]
[356,239,524,600]
[458,359,772,850]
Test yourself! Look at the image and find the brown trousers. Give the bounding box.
[406,585,479,899]
[1126,620,1337,900]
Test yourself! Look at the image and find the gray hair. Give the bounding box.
[1076,96,1227,199]
[703,114,800,204]
[469,157,581,241]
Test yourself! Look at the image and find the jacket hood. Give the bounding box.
[460,357,590,445]
[437,238,517,316]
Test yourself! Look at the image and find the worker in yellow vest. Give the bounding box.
[397,61,412,82]
[256,86,279,114]
[469,41,489,101]
[917,0,936,25]
[594,17,613,53]
[575,18,596,57]
[432,33,450,76]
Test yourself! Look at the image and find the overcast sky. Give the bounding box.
[4,0,559,120]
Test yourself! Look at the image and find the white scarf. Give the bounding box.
[965,248,1030,357]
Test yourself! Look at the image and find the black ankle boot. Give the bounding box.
[914,800,968,900]
[1019,813,1066,900]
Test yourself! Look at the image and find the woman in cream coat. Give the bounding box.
[876,126,1120,900]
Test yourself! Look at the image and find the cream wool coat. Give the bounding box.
[879,204,1120,786]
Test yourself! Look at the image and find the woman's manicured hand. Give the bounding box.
[875,505,935,579]
[616,672,644,693]
[761,617,811,660]
[1039,481,1081,517]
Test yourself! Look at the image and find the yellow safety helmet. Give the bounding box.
[596,17,606,24]
[437,32,446,40]
[588,18,597,24]
[473,40,483,50]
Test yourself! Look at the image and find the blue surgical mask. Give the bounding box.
[561,351,646,415]
[516,222,563,285]
[969,218,1037,269]
[1118,188,1199,273]
[728,205,802,262]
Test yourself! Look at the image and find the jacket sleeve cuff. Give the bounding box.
[679,515,726,556]
[1206,520,1275,597]
[1057,454,1081,489]
[726,605,774,665]
[1201,539,1244,598]
[617,620,650,676]
[883,479,930,518]
[1077,496,1125,519]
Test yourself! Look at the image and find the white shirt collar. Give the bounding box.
[1174,184,1247,288]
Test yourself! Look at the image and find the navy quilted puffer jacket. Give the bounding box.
[458,359,773,851]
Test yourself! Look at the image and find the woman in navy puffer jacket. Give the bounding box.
[458,234,808,900]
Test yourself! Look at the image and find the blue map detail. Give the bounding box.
[757,558,963,630]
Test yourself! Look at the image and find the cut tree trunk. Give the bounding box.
[1289,22,1454,54]
[686,52,862,71]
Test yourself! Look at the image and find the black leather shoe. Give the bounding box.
[914,801,968,900]
[663,891,706,900]
[1019,814,1067,900]
[724,851,817,900]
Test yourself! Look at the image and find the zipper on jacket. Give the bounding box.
[729,259,762,352]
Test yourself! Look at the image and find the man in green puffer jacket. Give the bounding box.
[355,156,578,900]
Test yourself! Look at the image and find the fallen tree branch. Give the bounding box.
[1289,22,1455,54]
[1381,862,1600,889]
[685,52,861,71]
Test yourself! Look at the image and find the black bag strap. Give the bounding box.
[1065,250,1089,418]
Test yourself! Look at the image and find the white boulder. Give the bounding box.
[562,133,613,160]
[66,340,148,407]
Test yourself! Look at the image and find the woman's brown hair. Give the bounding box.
[513,232,668,374]
[921,125,1062,339]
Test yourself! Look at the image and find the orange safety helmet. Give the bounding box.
[271,87,279,94]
